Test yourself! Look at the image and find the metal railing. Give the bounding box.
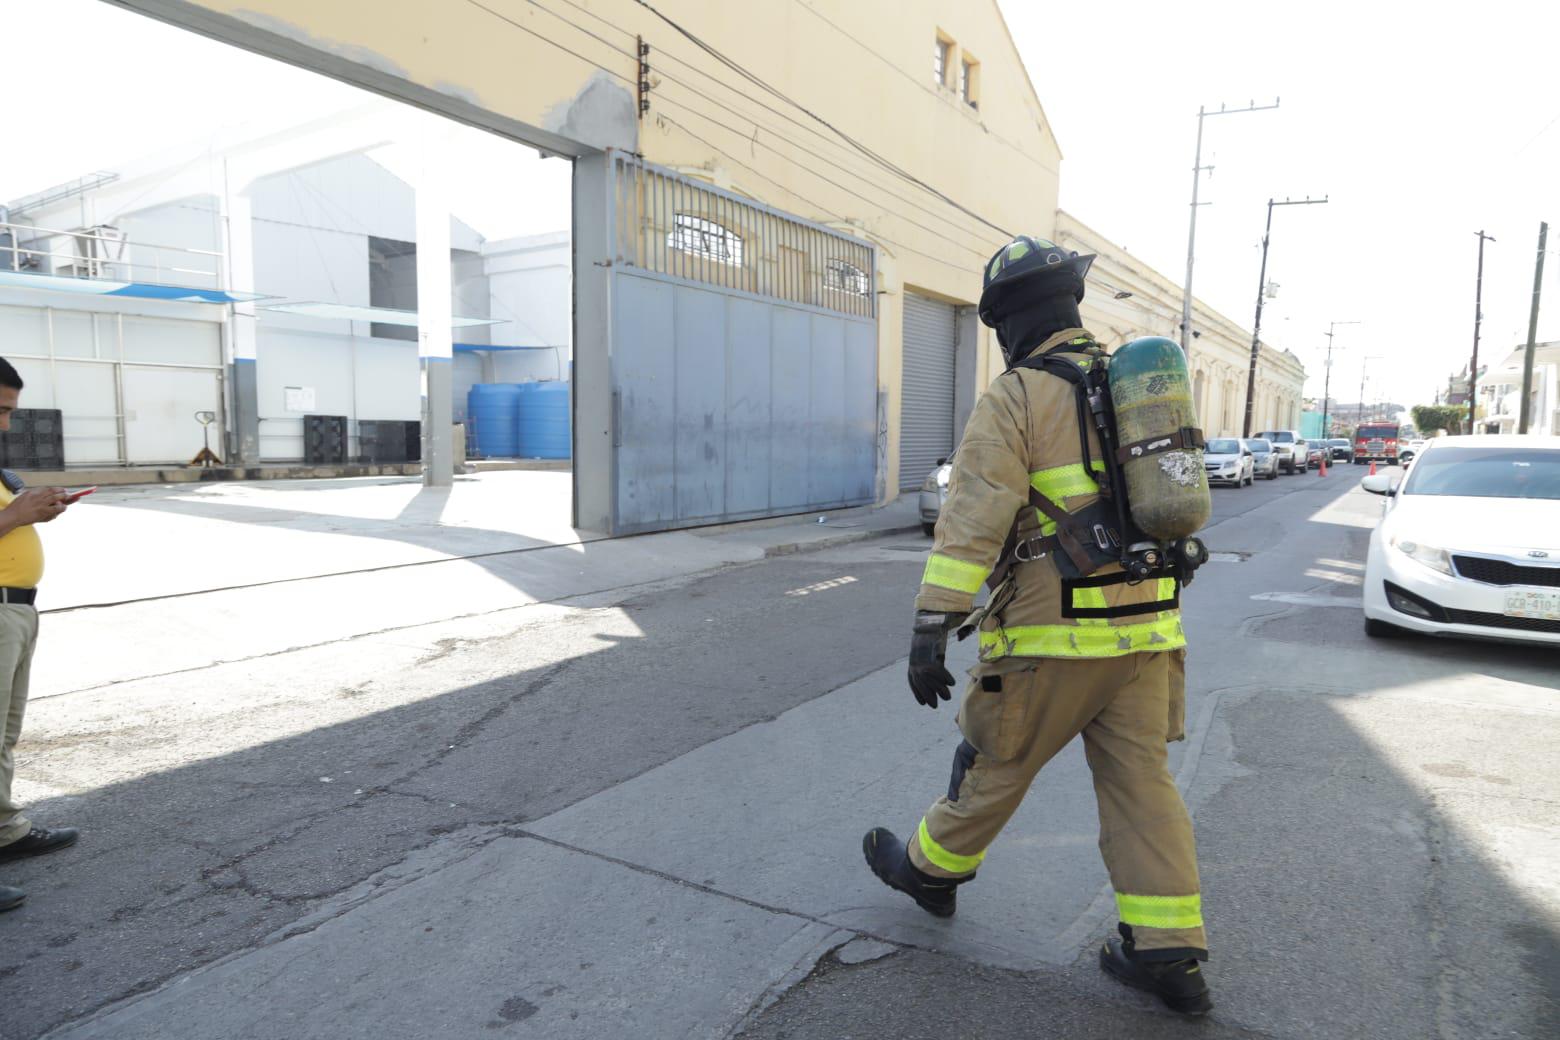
[611,153,875,319]
[0,218,224,287]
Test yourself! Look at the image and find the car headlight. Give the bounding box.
[1389,534,1453,576]
[921,472,938,492]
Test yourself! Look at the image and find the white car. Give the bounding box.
[918,459,952,536]
[1202,437,1254,487]
[1361,435,1560,646]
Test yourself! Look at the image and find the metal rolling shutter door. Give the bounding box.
[899,293,956,489]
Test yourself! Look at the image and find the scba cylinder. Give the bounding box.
[1108,337,1211,540]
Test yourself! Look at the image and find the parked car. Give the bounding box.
[1326,438,1353,461]
[919,458,952,535]
[1307,444,1328,468]
[1353,422,1401,465]
[1360,435,1560,646]
[1254,429,1309,474]
[1398,438,1427,463]
[1244,437,1280,480]
[1203,437,1254,487]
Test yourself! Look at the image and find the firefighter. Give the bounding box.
[862,236,1212,1015]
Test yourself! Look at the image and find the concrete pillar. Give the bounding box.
[416,148,454,488]
[952,305,979,446]
[571,153,614,534]
[223,192,260,464]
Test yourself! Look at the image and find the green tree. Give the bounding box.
[1411,404,1466,436]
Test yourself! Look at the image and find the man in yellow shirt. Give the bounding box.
[0,357,76,913]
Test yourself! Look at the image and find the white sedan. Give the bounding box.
[1361,435,1560,646]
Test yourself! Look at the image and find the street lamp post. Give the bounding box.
[1179,99,1280,351]
[1243,196,1328,437]
[1321,320,1360,437]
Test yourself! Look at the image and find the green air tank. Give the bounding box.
[1108,337,1211,540]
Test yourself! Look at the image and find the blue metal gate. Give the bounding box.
[604,153,878,534]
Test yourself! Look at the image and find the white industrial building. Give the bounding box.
[0,110,570,467]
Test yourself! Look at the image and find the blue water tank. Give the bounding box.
[515,381,571,460]
[467,383,522,458]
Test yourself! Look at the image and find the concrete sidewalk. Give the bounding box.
[30,474,920,699]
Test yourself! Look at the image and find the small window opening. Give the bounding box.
[668,214,743,267]
[934,38,951,87]
[824,259,870,297]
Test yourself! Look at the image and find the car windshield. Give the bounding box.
[1357,425,1396,439]
[1401,446,1560,500]
[1257,431,1292,442]
[1329,439,1350,447]
[1206,439,1242,454]
[1246,439,1271,451]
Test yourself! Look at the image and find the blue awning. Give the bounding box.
[0,269,270,304]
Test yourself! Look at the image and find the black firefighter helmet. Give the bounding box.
[978,236,1096,365]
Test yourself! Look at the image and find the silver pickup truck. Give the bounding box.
[1254,429,1310,474]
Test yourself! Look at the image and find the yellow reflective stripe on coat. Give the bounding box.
[979,616,1185,658]
[1157,577,1178,603]
[922,554,990,595]
[1115,892,1203,930]
[917,818,985,874]
[1029,461,1105,534]
[1070,585,1111,627]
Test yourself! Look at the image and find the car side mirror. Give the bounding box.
[936,457,947,466]
[1360,473,1397,496]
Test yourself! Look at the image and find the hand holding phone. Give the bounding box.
[64,486,97,504]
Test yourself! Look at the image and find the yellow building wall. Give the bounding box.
[132,0,1060,496]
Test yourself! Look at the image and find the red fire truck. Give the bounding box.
[1352,422,1401,465]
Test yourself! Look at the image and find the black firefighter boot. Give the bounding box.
[861,827,971,918]
[1099,922,1212,1015]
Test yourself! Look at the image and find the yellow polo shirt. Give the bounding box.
[0,485,45,588]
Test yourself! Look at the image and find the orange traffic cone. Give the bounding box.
[1368,460,1378,476]
[1318,457,1328,477]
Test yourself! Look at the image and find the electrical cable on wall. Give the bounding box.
[525,0,1006,251]
[459,0,1006,271]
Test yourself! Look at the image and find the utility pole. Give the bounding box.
[1468,230,1495,433]
[1518,221,1548,434]
[1321,320,1360,437]
[1357,355,1383,427]
[1244,195,1328,437]
[1179,98,1280,351]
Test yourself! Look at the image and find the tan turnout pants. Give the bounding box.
[908,649,1207,954]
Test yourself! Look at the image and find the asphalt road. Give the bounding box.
[3,466,1555,1039]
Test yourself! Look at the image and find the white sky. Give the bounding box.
[3,0,1557,410]
[1001,0,1560,409]
[0,0,570,242]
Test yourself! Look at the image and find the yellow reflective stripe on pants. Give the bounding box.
[1116,892,1203,930]
[917,817,985,874]
[922,554,989,595]
[980,616,1186,658]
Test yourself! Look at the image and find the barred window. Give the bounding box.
[668,214,743,267]
[934,39,950,86]
[824,258,870,297]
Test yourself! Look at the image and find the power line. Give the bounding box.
[783,0,1061,180]
[460,0,1001,263]
[522,0,1002,252]
[631,0,1014,239]
[655,112,978,276]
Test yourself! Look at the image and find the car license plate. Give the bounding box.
[1504,590,1560,620]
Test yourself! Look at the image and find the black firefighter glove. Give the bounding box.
[908,611,961,709]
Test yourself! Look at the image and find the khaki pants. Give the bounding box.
[0,604,39,849]
[908,650,1207,955]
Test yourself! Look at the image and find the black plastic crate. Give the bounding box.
[303,414,348,464]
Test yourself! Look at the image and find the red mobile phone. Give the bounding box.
[65,486,98,504]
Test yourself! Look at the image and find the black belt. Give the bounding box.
[0,587,37,605]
